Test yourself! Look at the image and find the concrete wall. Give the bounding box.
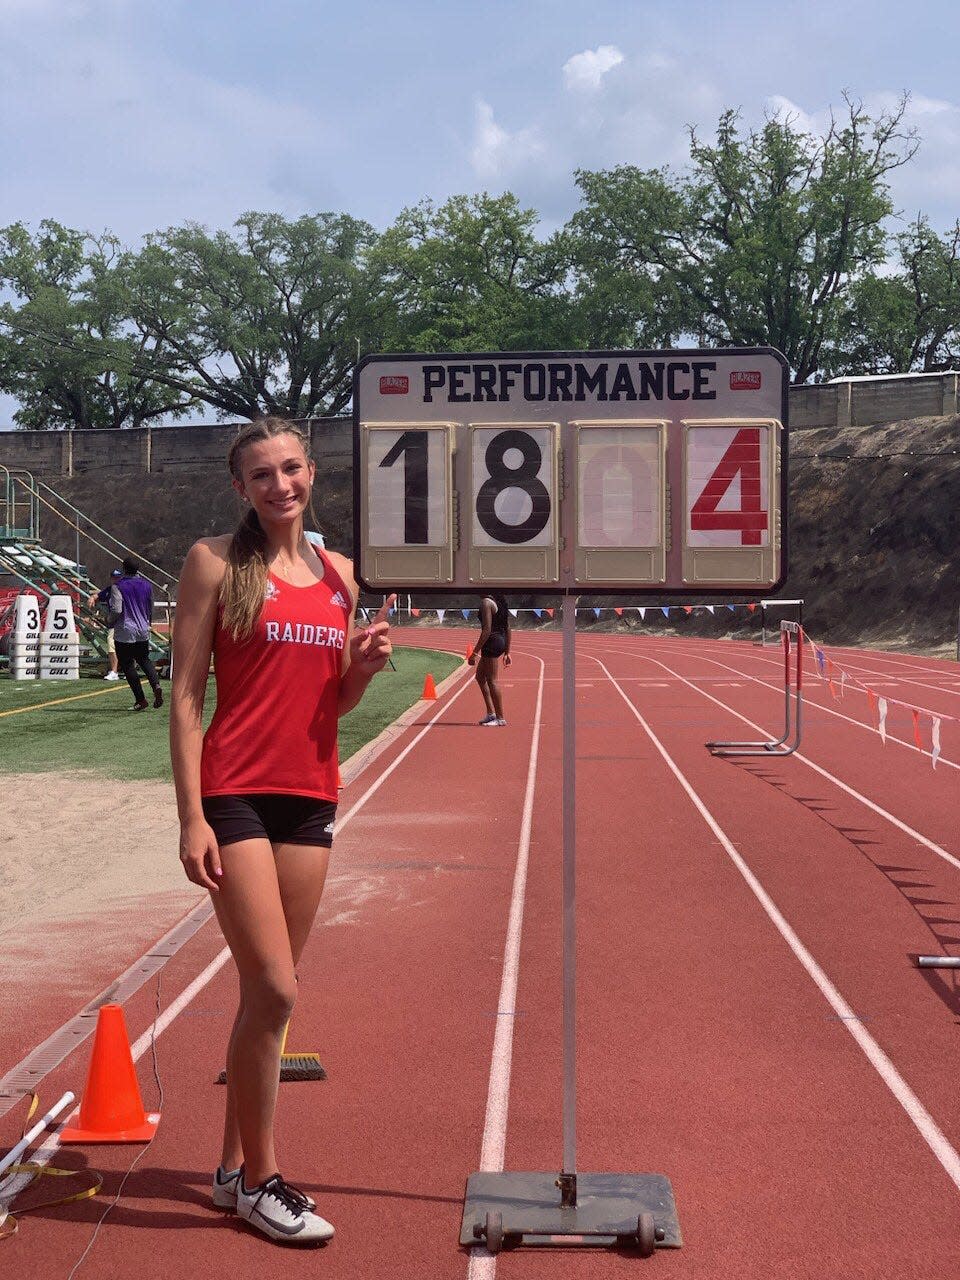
[1,374,959,477]
[0,416,352,477]
[849,375,957,427]
[790,382,840,429]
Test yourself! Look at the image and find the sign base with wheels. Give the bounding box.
[460,1171,681,1255]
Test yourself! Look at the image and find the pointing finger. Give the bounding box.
[370,594,397,627]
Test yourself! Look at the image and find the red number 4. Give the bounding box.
[690,428,767,546]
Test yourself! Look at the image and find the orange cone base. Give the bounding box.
[60,1111,160,1145]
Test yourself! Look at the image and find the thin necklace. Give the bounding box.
[273,539,309,578]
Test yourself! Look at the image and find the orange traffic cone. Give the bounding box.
[422,673,437,700]
[60,1004,160,1144]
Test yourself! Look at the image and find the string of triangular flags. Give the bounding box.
[389,602,763,622]
[807,635,952,769]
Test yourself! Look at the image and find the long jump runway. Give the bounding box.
[3,631,960,1277]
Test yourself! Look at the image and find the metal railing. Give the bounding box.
[0,466,40,540]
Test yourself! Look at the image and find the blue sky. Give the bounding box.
[3,0,959,241]
[2,0,960,422]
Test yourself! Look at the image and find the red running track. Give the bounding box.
[2,630,960,1279]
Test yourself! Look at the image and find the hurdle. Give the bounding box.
[707,620,803,756]
[756,598,804,647]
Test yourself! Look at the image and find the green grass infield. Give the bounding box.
[0,647,462,784]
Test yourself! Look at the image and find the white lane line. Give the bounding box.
[335,671,476,832]
[1,667,480,1205]
[591,643,960,875]
[675,639,960,709]
[631,639,960,772]
[818,649,958,680]
[467,657,546,1278]
[592,656,960,1194]
[0,949,233,1207]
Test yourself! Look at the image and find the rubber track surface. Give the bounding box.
[3,632,959,1279]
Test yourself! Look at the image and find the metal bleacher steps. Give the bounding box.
[0,466,172,674]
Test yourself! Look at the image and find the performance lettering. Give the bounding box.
[421,360,716,403]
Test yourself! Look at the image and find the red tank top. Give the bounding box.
[200,551,352,802]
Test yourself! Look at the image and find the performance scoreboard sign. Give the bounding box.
[353,348,788,596]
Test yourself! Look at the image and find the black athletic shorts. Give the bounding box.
[480,633,507,659]
[201,794,337,848]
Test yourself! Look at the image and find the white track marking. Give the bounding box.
[805,658,960,704]
[128,951,231,1061]
[334,671,476,831]
[737,640,960,696]
[706,640,960,709]
[818,649,958,679]
[1,666,481,1204]
[592,656,960,1193]
[636,639,959,772]
[467,658,546,1278]
[0,950,233,1207]
[588,641,960,874]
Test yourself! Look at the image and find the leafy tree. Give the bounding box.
[0,220,196,429]
[825,217,960,375]
[124,212,378,418]
[570,96,919,380]
[370,193,580,352]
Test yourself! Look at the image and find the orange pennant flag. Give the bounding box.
[683,605,693,615]
[912,709,923,751]
[411,607,420,617]
[545,608,554,618]
[826,659,838,699]
[614,607,623,617]
[747,603,757,613]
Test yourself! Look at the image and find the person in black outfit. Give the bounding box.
[467,593,511,725]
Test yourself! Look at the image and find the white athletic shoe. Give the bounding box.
[236,1173,334,1244]
[212,1166,317,1212]
[478,714,497,725]
[103,671,120,681]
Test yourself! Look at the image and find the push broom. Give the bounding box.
[217,1019,326,1084]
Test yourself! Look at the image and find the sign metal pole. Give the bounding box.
[559,593,578,1204]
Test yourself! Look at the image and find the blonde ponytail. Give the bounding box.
[221,505,270,641]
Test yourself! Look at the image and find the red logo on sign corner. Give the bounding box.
[379,375,409,395]
[730,371,762,391]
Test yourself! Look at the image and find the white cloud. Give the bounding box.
[458,54,723,227]
[469,99,543,180]
[562,44,624,93]
[766,94,820,137]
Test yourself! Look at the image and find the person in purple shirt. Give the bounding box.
[109,557,163,711]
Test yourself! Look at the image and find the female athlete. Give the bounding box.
[170,417,394,1245]
[467,592,512,725]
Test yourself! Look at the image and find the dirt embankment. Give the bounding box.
[17,416,960,649]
